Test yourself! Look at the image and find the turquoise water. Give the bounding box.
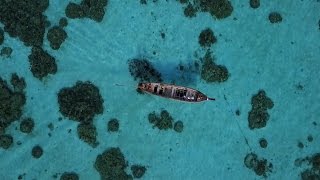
[0,0,320,180]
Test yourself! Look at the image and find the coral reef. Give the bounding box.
[173,120,184,133]
[59,17,68,28]
[94,147,133,180]
[148,110,174,130]
[65,0,108,22]
[0,74,26,135]
[31,145,43,159]
[0,47,12,58]
[178,0,233,19]
[77,122,98,147]
[47,26,67,50]
[0,134,13,149]
[198,28,217,48]
[259,138,268,148]
[0,28,3,45]
[295,153,320,179]
[244,152,273,177]
[20,117,35,134]
[107,118,119,132]
[200,51,229,83]
[249,0,260,9]
[131,165,146,179]
[248,90,274,129]
[0,0,49,46]
[10,73,26,93]
[28,47,57,80]
[184,3,197,18]
[268,12,282,23]
[128,58,162,83]
[60,172,79,180]
[57,81,104,122]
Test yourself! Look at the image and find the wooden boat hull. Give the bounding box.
[137,82,215,102]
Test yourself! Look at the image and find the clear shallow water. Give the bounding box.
[0,0,319,180]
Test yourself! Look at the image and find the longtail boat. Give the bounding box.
[137,82,215,102]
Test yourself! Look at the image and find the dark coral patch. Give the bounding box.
[94,147,132,180]
[198,0,233,19]
[20,117,35,134]
[10,73,26,93]
[65,0,108,22]
[0,0,49,46]
[77,122,98,147]
[200,51,229,83]
[173,120,184,133]
[0,28,4,45]
[31,145,43,158]
[249,0,260,9]
[47,26,67,50]
[259,138,268,148]
[184,3,197,18]
[0,75,26,134]
[148,110,174,130]
[59,17,68,28]
[28,47,57,80]
[297,153,320,179]
[60,172,79,180]
[131,165,146,179]
[307,135,313,142]
[199,28,217,47]
[248,90,274,129]
[128,58,162,83]
[268,12,282,23]
[65,3,86,19]
[57,81,104,122]
[179,0,188,3]
[244,153,272,177]
[0,47,12,58]
[0,134,13,149]
[251,90,274,111]
[107,118,119,132]
[178,0,233,19]
[140,0,147,4]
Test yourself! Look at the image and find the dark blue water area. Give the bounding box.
[0,0,319,180]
